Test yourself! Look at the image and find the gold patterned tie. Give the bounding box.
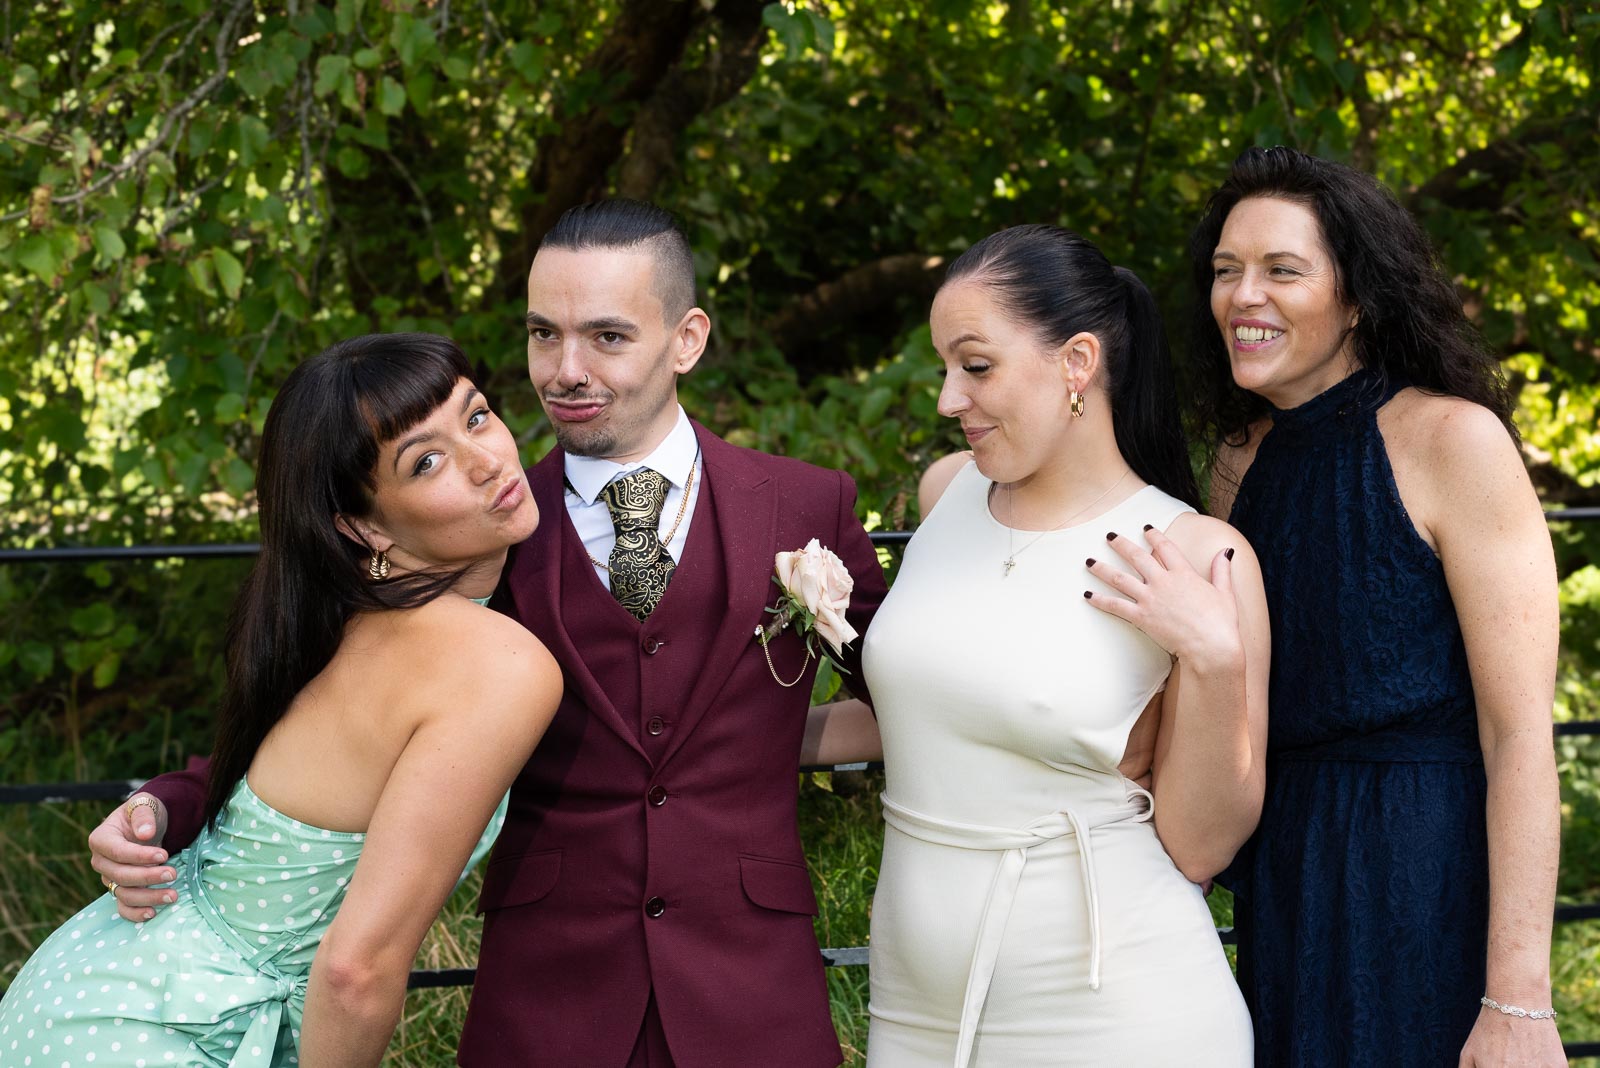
[601,468,676,621]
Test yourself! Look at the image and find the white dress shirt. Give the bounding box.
[563,406,702,590]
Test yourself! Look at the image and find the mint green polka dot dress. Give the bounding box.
[1,777,507,1067]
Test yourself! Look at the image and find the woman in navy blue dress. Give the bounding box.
[1188,147,1562,1067]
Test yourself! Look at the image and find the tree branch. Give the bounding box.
[498,0,705,304]
[765,253,949,357]
[1406,111,1592,213]
[616,0,769,201]
[23,0,251,217]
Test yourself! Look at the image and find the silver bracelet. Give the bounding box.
[1480,995,1557,1021]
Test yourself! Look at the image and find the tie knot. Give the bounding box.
[601,468,670,533]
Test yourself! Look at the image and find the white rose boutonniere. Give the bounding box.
[756,538,858,687]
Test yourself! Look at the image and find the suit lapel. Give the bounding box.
[658,423,777,767]
[522,450,648,760]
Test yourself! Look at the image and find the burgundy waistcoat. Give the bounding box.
[456,424,887,1068]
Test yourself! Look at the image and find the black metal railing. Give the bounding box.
[6,514,1600,1055]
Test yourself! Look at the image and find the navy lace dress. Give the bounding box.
[1222,368,1488,1066]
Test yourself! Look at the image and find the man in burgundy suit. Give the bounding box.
[86,199,886,1067]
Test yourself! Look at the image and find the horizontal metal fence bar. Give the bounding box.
[0,543,263,562]
[0,508,1595,563]
[3,770,886,805]
[0,780,147,805]
[405,968,477,990]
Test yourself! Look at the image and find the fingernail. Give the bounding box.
[1086,558,1096,567]
[154,852,167,863]
[163,870,175,882]
[1106,532,1118,541]
[1225,547,1235,560]
[1083,590,1092,599]
[163,892,175,903]
[1142,524,1153,532]
[144,910,156,920]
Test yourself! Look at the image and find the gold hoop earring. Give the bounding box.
[368,550,390,580]
[1069,390,1086,418]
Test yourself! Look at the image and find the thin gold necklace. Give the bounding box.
[999,467,1132,578]
[587,454,698,573]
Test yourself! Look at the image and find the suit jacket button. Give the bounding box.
[647,785,668,806]
[645,896,666,918]
[647,716,665,736]
[642,636,661,654]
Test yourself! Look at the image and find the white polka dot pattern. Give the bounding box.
[1,778,509,1066]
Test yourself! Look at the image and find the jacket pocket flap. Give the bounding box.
[477,848,562,914]
[739,854,818,916]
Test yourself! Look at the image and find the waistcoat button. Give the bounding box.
[644,896,666,918]
[647,785,668,806]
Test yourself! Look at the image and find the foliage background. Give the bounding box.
[2,0,1597,1063]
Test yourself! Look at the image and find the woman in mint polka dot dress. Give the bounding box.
[2,335,562,1067]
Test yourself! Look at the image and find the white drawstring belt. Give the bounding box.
[879,788,1150,1068]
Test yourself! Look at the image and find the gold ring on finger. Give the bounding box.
[106,880,120,897]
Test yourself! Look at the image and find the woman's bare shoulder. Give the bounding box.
[918,451,975,516]
[1163,511,1261,574]
[383,596,560,708]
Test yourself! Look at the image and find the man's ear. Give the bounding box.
[335,513,392,554]
[1057,330,1104,396]
[672,307,710,375]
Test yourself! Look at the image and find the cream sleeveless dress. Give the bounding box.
[862,461,1251,1066]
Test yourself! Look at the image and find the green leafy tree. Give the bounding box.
[3,1,1598,1059]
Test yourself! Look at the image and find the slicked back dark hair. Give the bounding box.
[539,199,697,322]
[945,224,1201,510]
[1187,146,1515,451]
[204,333,476,826]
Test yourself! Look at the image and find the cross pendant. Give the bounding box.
[1002,557,1016,577]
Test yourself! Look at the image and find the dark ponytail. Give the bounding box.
[203,333,477,827]
[943,225,1201,509]
[1110,266,1201,509]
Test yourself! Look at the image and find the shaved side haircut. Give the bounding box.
[539,199,697,323]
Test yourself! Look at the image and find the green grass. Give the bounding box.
[6,765,1600,1065]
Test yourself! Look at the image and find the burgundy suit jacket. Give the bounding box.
[141,423,887,1068]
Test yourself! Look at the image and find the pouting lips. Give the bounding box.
[491,479,525,511]
[545,400,607,423]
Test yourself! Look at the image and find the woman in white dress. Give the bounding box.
[806,225,1269,1065]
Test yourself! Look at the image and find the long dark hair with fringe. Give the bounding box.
[943,224,1202,509]
[203,333,476,826]
[1187,146,1515,452]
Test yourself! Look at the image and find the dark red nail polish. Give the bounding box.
[1225,547,1235,560]
[1083,590,1092,599]
[1142,524,1154,532]
[1106,531,1118,541]
[1086,558,1096,567]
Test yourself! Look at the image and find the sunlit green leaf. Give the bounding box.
[213,248,244,300]
[378,75,407,116]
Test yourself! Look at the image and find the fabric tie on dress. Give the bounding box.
[880,786,1153,1068]
[602,468,676,620]
[159,967,302,1067]
[158,841,347,1065]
